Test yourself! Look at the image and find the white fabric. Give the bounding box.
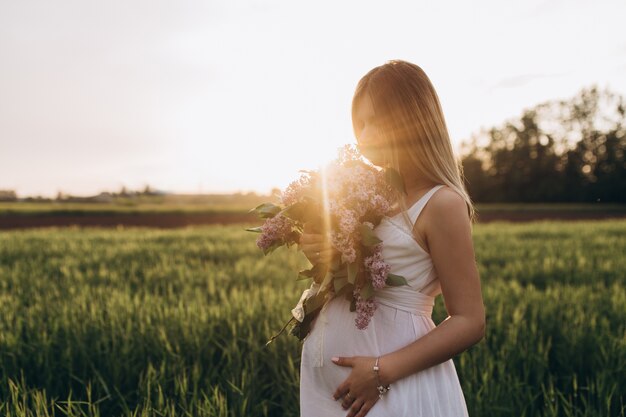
[299,184,470,416]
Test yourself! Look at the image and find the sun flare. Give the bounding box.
[319,163,333,251]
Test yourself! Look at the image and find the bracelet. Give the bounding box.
[372,356,391,398]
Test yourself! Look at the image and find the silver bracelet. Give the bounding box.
[372,356,391,398]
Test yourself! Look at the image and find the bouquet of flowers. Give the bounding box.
[246,145,410,345]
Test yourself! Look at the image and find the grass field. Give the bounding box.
[0,220,624,416]
[2,201,626,216]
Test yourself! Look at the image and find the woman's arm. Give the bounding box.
[377,188,486,386]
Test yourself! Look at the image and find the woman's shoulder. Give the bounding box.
[409,185,469,254]
[423,185,471,232]
[429,185,466,212]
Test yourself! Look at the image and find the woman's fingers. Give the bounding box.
[299,242,326,253]
[346,397,365,417]
[300,234,328,251]
[353,400,374,417]
[301,246,334,264]
[317,249,334,264]
[299,232,324,245]
[341,393,355,410]
[299,230,338,264]
[299,238,321,249]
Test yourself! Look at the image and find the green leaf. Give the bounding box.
[298,263,328,282]
[280,200,318,224]
[347,262,358,284]
[263,240,284,255]
[245,226,263,233]
[298,265,318,278]
[249,203,266,213]
[385,273,409,286]
[333,276,348,293]
[344,283,354,301]
[320,270,334,291]
[284,230,301,246]
[290,306,322,341]
[303,291,327,314]
[289,321,305,340]
[384,167,407,195]
[249,203,282,219]
[360,281,374,300]
[332,266,347,278]
[334,281,351,299]
[329,254,342,271]
[360,224,382,246]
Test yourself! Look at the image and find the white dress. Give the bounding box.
[300,184,470,417]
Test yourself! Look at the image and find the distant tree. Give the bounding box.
[560,86,626,202]
[460,84,626,202]
[487,110,562,202]
[0,189,17,201]
[459,139,489,201]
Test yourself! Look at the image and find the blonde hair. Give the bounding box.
[351,59,477,229]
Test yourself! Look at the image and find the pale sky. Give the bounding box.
[1,0,625,198]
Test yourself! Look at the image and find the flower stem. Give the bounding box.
[265,316,297,346]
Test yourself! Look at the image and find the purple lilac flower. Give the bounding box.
[275,146,400,330]
[364,243,391,290]
[353,287,378,330]
[280,173,313,206]
[256,214,294,251]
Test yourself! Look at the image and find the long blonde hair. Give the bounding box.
[351,59,477,228]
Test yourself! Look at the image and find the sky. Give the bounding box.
[1,0,625,198]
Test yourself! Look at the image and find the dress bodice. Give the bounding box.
[372,184,446,313]
[304,184,447,368]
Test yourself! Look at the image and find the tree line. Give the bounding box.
[459,85,625,203]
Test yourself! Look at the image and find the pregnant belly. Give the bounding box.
[301,293,434,370]
[300,296,385,383]
[300,296,356,395]
[299,296,442,417]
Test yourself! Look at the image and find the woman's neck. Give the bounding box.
[388,173,439,211]
[401,174,438,196]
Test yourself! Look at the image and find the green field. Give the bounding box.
[0,220,624,416]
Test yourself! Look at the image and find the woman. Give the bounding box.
[298,60,486,417]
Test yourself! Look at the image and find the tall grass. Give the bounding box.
[0,220,624,416]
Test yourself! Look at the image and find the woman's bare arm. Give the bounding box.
[377,188,486,386]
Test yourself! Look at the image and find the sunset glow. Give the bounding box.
[1,0,625,198]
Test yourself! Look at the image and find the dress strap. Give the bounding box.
[408,184,445,225]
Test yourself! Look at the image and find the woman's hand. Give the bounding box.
[298,223,337,265]
[331,356,381,417]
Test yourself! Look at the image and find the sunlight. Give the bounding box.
[318,162,333,255]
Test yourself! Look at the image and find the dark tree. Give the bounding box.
[459,84,626,203]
